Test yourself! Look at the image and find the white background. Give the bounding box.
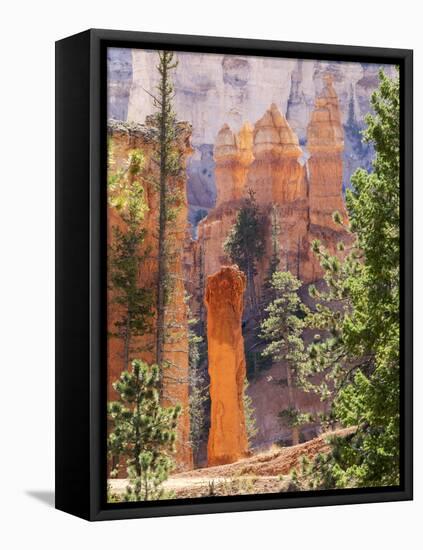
[0,0,420,548]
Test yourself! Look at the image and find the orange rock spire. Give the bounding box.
[214,122,254,206]
[247,103,307,205]
[307,73,348,229]
[206,266,249,466]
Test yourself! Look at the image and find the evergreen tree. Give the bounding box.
[149,51,183,375]
[108,148,154,369]
[263,205,281,307]
[224,189,265,318]
[108,360,181,501]
[187,314,207,463]
[300,70,400,487]
[243,378,258,445]
[260,271,309,445]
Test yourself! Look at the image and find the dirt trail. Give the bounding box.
[109,427,355,499]
[172,426,355,479]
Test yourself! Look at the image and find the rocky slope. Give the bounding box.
[109,427,356,499]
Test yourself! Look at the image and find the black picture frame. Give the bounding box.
[55,28,413,521]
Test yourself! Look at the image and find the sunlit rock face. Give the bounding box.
[205,266,249,466]
[248,103,307,206]
[192,122,254,284]
[214,122,254,206]
[307,74,348,230]
[189,87,350,323]
[107,48,395,220]
[107,120,193,472]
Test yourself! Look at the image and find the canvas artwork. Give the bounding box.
[106,48,399,503]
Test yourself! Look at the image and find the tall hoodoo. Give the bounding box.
[307,74,348,229]
[196,123,254,281]
[214,122,254,206]
[206,266,249,466]
[248,103,307,205]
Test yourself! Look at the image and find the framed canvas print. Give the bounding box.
[55,29,413,521]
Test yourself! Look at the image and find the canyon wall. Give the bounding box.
[107,120,193,471]
[108,48,395,224]
[205,266,249,466]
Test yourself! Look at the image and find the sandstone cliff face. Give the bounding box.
[205,266,249,466]
[107,120,193,471]
[108,48,395,220]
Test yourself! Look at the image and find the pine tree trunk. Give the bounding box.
[247,259,258,318]
[286,364,299,445]
[156,57,169,379]
[123,312,131,370]
[292,426,300,446]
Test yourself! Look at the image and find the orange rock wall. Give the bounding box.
[107,122,193,471]
[205,266,249,466]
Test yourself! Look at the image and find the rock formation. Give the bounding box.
[193,122,254,282]
[107,119,193,471]
[307,74,348,230]
[214,122,254,206]
[248,103,307,205]
[205,266,249,466]
[107,48,395,223]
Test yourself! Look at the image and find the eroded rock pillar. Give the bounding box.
[206,265,248,466]
[307,74,348,230]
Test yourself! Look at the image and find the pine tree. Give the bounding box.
[108,148,154,370]
[148,51,183,376]
[108,360,181,501]
[260,271,309,445]
[224,189,265,318]
[263,205,281,307]
[300,70,400,487]
[243,378,258,445]
[187,314,207,463]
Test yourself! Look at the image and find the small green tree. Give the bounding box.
[262,205,281,307]
[108,148,154,370]
[224,189,265,318]
[188,315,207,463]
[260,271,309,445]
[108,360,181,501]
[243,378,258,445]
